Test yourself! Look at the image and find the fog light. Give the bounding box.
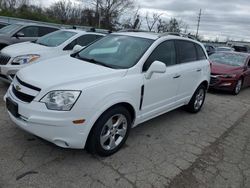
[220,83,232,86]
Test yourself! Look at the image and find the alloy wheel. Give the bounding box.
[100,114,128,151]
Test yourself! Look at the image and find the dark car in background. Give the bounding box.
[0,23,59,50]
[216,46,234,52]
[204,44,216,55]
[209,52,250,95]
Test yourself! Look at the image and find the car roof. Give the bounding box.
[112,32,159,40]
[48,29,106,36]
[112,31,201,44]
[213,51,250,57]
[11,22,59,28]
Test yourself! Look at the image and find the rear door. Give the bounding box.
[38,26,58,37]
[175,40,207,100]
[141,40,182,118]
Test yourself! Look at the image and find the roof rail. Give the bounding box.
[159,32,197,40]
[85,27,112,34]
[117,29,154,33]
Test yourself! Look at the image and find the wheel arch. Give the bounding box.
[85,101,136,149]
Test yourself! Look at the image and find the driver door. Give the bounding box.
[12,26,39,43]
[141,40,182,119]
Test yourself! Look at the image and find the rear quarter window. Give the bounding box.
[176,40,197,63]
[195,44,207,60]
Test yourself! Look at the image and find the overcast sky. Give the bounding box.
[41,0,250,41]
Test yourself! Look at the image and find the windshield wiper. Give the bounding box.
[77,56,114,68]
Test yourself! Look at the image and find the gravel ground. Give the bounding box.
[0,82,250,188]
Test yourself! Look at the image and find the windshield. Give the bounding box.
[0,24,20,34]
[36,30,77,47]
[210,52,248,67]
[77,35,154,69]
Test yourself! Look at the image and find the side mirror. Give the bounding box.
[15,32,25,38]
[145,61,166,79]
[72,45,85,53]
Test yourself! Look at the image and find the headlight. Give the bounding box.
[40,91,81,111]
[12,54,40,65]
[219,74,237,78]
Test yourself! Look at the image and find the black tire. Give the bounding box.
[232,79,242,95]
[185,84,206,113]
[86,106,131,156]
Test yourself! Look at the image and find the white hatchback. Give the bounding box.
[5,32,210,156]
[0,29,105,82]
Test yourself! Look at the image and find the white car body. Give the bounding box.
[0,29,105,82]
[4,32,210,152]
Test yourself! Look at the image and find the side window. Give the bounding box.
[143,41,176,71]
[18,26,39,37]
[64,39,77,51]
[176,40,197,63]
[39,27,58,37]
[76,34,102,47]
[195,44,207,60]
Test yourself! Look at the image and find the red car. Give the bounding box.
[209,52,250,95]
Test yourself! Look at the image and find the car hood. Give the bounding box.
[211,61,243,74]
[17,55,127,90]
[1,42,50,57]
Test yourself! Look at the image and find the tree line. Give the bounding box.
[0,0,188,33]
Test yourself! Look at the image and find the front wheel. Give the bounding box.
[232,79,242,95]
[86,106,131,156]
[185,85,206,113]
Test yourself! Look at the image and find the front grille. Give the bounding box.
[12,86,35,103]
[0,54,11,65]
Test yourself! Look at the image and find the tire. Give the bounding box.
[232,79,242,95]
[185,85,206,113]
[86,106,131,156]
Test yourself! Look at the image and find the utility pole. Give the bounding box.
[196,9,202,38]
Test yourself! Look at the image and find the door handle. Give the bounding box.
[173,75,181,79]
[196,68,202,72]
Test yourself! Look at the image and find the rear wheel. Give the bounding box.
[185,85,206,113]
[232,79,242,95]
[86,106,131,156]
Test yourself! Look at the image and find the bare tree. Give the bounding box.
[82,0,135,29]
[145,12,162,32]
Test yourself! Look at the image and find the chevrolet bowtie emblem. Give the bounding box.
[16,85,21,91]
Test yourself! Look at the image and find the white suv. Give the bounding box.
[5,32,210,156]
[0,29,105,82]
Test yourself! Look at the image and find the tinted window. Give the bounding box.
[195,44,207,60]
[19,26,39,37]
[143,41,176,71]
[64,34,103,51]
[176,40,197,63]
[39,27,58,37]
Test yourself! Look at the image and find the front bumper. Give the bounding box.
[0,64,25,82]
[209,76,237,91]
[4,88,90,149]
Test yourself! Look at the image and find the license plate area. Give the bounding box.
[6,97,19,118]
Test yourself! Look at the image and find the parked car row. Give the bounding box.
[2,29,211,156]
[1,23,249,156]
[0,29,105,82]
